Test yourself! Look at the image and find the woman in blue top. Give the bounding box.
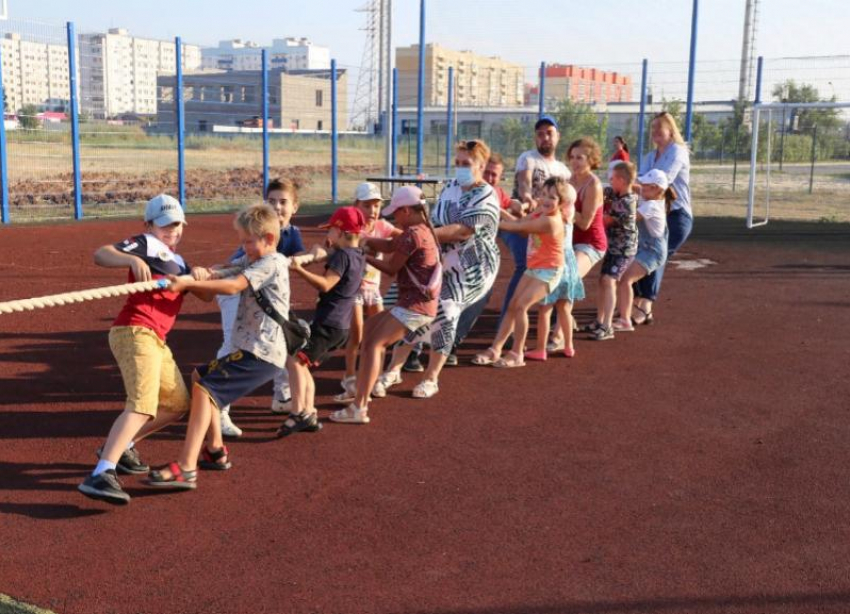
[633,111,693,325]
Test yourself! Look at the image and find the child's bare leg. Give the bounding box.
[384,340,413,374]
[304,369,316,415]
[510,278,550,356]
[134,410,184,443]
[599,276,617,327]
[100,412,150,464]
[343,303,364,380]
[556,300,574,352]
[354,312,406,408]
[618,262,647,323]
[536,304,554,352]
[287,357,309,414]
[176,385,214,471]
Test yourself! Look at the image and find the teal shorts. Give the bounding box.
[523,267,562,293]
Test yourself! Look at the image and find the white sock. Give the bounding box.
[92,460,117,477]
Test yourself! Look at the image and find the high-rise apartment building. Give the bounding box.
[1,32,71,113]
[202,38,330,72]
[541,64,633,105]
[79,28,201,118]
[396,43,524,108]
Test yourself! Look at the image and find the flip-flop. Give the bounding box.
[492,351,525,369]
[524,349,547,361]
[472,347,500,366]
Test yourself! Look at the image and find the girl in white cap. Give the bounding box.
[330,186,441,424]
[615,168,673,329]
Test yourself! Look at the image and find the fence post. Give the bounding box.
[684,0,699,143]
[261,49,269,194]
[415,0,426,175]
[538,62,546,118]
[779,105,786,172]
[445,66,454,176]
[391,67,398,175]
[331,59,338,204]
[732,122,740,191]
[754,56,763,105]
[0,40,8,224]
[809,123,817,194]
[67,22,83,220]
[637,59,648,170]
[175,37,186,208]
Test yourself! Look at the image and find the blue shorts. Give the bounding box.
[635,231,668,275]
[573,243,606,266]
[195,350,278,410]
[523,267,562,293]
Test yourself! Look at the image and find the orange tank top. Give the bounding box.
[526,213,564,269]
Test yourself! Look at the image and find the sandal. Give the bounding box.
[276,411,322,438]
[199,445,232,471]
[412,379,440,399]
[612,318,635,333]
[564,347,576,358]
[493,350,525,369]
[147,462,197,490]
[472,347,500,366]
[524,349,547,361]
[632,304,654,326]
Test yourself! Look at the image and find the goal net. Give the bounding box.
[747,101,850,227]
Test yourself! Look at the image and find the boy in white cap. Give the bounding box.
[78,194,211,505]
[334,182,402,404]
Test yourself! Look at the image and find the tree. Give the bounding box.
[19,104,40,130]
[771,80,841,134]
[552,99,605,154]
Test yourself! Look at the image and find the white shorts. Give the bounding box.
[355,285,384,307]
[390,306,435,332]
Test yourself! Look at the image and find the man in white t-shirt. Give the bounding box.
[499,115,572,324]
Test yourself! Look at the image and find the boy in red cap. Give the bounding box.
[282,206,366,436]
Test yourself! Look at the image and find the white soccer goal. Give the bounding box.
[747,101,850,228]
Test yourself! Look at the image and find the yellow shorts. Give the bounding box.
[109,326,190,418]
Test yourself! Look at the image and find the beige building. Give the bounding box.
[396,43,524,108]
[1,32,72,113]
[79,28,202,118]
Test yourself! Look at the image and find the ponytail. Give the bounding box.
[663,186,678,214]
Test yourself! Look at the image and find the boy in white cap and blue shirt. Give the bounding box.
[78,194,210,505]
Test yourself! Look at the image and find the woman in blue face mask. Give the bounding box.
[374,140,502,400]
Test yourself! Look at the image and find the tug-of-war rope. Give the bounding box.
[0,267,243,315]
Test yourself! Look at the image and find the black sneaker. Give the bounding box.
[592,325,615,341]
[445,353,459,367]
[582,321,603,334]
[96,446,150,475]
[78,469,130,505]
[403,352,425,373]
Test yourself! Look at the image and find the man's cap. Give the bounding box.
[144,194,186,227]
[637,169,670,191]
[534,114,559,131]
[382,185,426,217]
[354,182,383,202]
[319,206,367,233]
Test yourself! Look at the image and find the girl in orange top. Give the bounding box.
[473,177,567,368]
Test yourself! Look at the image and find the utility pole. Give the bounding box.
[738,0,759,101]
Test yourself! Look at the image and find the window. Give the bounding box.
[315,89,323,107]
[317,120,323,130]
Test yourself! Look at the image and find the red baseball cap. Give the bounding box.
[319,206,366,233]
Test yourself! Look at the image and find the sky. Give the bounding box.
[8,0,850,101]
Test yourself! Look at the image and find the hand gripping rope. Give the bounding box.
[0,266,243,316]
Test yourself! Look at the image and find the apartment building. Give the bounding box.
[79,28,202,118]
[396,43,524,108]
[201,38,330,72]
[0,32,72,113]
[536,64,633,106]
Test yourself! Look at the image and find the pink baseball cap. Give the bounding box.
[382,186,426,217]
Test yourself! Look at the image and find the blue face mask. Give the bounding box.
[455,166,475,187]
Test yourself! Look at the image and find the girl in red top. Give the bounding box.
[611,136,630,163]
[473,177,567,369]
[329,186,441,425]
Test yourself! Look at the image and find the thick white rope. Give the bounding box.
[0,266,244,315]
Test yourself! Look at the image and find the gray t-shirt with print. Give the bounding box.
[232,252,290,369]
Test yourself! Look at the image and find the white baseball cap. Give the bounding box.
[382,186,426,217]
[354,182,383,202]
[637,169,670,191]
[144,194,186,227]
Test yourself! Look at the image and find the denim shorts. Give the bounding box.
[524,267,562,293]
[635,231,668,275]
[574,243,606,266]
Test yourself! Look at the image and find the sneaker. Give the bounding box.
[221,412,243,438]
[402,353,425,373]
[372,370,402,398]
[96,445,149,476]
[444,353,459,367]
[78,469,130,505]
[546,337,565,352]
[582,321,603,334]
[412,379,439,399]
[329,404,370,424]
[592,325,615,341]
[271,396,293,415]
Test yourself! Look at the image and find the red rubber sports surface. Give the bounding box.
[1,215,849,614]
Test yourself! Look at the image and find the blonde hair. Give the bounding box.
[611,161,636,185]
[456,139,491,166]
[652,112,686,146]
[566,137,603,170]
[234,204,281,243]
